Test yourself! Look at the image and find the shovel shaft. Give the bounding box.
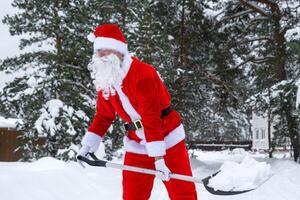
[106,162,202,183]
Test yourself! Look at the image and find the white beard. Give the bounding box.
[88,54,124,98]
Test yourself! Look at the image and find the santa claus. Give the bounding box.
[77,24,197,200]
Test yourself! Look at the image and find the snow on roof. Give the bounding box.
[0,116,20,128]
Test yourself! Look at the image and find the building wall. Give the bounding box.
[0,128,22,161]
[251,113,292,151]
[251,113,274,150]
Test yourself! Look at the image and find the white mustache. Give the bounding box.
[88,54,124,93]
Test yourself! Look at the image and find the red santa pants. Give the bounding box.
[122,140,198,200]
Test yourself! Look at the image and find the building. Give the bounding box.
[251,112,290,151]
[0,117,22,161]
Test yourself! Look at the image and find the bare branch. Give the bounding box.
[226,55,274,70]
[249,16,270,22]
[219,9,254,22]
[231,58,254,70]
[59,79,94,96]
[234,36,273,45]
[251,55,275,63]
[57,63,86,71]
[257,0,282,17]
[243,36,273,43]
[244,16,270,31]
[239,0,270,17]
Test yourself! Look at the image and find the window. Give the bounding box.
[260,129,265,140]
[255,130,259,139]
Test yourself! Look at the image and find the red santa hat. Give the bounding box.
[87,24,128,54]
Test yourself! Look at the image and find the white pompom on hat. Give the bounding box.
[87,33,96,42]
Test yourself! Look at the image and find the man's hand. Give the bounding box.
[154,158,171,181]
[76,132,102,165]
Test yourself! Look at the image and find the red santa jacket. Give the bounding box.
[88,53,185,157]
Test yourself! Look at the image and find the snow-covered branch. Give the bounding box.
[242,36,273,43]
[59,79,94,96]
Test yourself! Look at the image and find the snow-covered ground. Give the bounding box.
[1,149,300,200]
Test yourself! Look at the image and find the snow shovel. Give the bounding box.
[77,153,255,196]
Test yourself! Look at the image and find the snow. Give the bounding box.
[1,149,300,200]
[296,82,300,109]
[0,0,20,59]
[202,0,230,20]
[34,99,90,136]
[35,99,65,136]
[285,27,300,41]
[208,155,272,191]
[0,116,20,128]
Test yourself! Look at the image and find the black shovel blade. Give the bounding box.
[77,154,107,167]
[202,171,254,195]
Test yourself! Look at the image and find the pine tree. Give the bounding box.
[0,0,107,161]
[219,0,300,161]
[159,0,251,141]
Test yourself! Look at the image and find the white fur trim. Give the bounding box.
[114,84,141,121]
[114,81,146,140]
[123,136,147,154]
[164,124,185,148]
[113,67,148,141]
[87,33,96,42]
[121,52,133,77]
[146,141,166,157]
[81,131,102,152]
[123,124,186,155]
[93,37,128,54]
[135,129,146,140]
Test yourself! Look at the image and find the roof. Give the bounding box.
[0,116,20,128]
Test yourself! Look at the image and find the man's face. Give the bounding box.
[96,49,124,62]
[88,49,125,92]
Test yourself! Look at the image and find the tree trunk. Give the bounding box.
[54,0,62,63]
[179,0,187,66]
[284,102,300,161]
[267,100,273,158]
[271,5,299,162]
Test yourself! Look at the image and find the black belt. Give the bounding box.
[124,106,172,131]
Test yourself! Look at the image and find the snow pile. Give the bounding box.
[190,148,250,163]
[26,157,70,171]
[208,155,272,191]
[285,27,300,41]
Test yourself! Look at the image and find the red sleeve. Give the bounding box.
[136,76,166,157]
[88,92,116,137]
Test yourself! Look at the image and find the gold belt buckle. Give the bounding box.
[133,120,143,130]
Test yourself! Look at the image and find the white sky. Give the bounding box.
[0,0,50,90]
[0,0,20,90]
[0,0,21,59]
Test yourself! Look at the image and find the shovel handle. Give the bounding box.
[107,162,202,183]
[77,153,202,183]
